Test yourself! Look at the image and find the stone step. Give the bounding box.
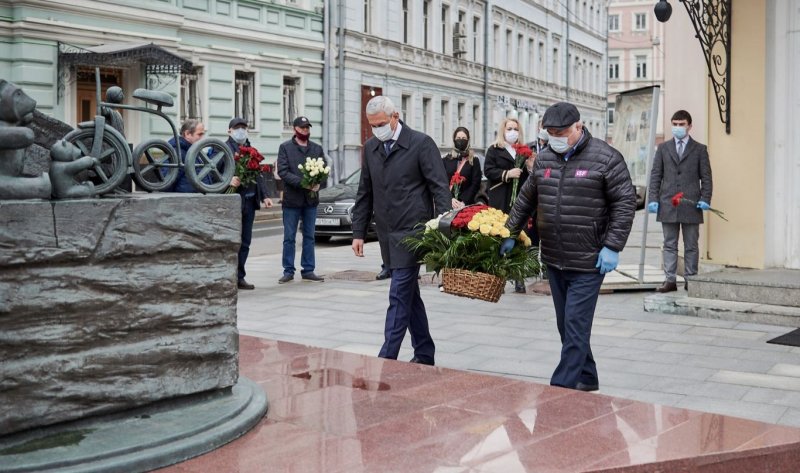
[644,293,800,327]
[688,268,800,307]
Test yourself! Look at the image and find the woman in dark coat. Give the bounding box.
[442,126,483,209]
[484,117,531,214]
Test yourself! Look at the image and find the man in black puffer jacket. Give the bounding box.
[503,102,636,392]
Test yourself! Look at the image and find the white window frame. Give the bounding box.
[608,56,619,80]
[608,14,620,32]
[401,93,413,126]
[635,55,647,79]
[634,12,647,31]
[180,66,204,124]
[282,75,302,130]
[234,70,257,130]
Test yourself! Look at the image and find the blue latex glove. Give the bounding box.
[647,202,659,213]
[697,201,710,211]
[499,238,516,257]
[596,247,619,274]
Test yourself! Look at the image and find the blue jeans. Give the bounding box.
[282,205,317,276]
[238,194,256,281]
[546,266,605,389]
[378,265,435,363]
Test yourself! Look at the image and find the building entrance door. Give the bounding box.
[74,67,124,123]
[360,86,382,145]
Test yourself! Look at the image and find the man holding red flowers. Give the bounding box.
[226,117,273,290]
[647,109,713,293]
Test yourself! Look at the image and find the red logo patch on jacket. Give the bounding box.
[544,168,551,179]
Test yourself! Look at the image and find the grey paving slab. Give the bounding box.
[234,236,800,428]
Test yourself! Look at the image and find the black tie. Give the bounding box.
[384,139,394,155]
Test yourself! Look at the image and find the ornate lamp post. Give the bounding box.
[654,0,732,134]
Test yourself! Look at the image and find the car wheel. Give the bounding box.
[315,235,332,242]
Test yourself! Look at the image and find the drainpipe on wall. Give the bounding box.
[565,2,570,101]
[336,0,346,182]
[483,1,490,149]
[323,0,331,166]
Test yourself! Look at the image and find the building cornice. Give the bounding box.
[0,0,182,29]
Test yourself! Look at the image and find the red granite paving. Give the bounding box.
[156,336,800,472]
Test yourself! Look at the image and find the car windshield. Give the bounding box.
[343,168,361,185]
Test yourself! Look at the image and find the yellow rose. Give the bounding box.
[467,220,480,231]
[479,224,491,235]
[500,227,511,238]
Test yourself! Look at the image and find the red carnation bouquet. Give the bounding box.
[226,146,271,193]
[450,172,466,200]
[510,143,534,207]
[671,192,728,221]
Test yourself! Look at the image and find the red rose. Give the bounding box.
[246,157,260,170]
[671,192,685,207]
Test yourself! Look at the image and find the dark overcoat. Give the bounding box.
[483,144,530,214]
[351,123,452,269]
[648,137,713,224]
[226,137,270,210]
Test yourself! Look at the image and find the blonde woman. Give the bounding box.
[484,117,531,214]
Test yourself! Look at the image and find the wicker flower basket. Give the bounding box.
[441,268,505,303]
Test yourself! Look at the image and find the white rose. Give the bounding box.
[297,164,303,170]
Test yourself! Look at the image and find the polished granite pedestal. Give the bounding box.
[157,335,800,473]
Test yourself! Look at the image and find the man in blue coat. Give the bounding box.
[351,96,452,366]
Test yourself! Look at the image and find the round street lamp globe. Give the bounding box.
[654,0,673,22]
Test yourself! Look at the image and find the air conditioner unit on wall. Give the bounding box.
[453,37,467,55]
[454,22,466,37]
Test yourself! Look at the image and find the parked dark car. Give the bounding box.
[314,168,377,241]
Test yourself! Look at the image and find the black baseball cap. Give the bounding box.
[292,116,312,127]
[229,117,248,129]
[541,102,581,129]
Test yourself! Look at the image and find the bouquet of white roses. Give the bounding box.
[298,157,330,198]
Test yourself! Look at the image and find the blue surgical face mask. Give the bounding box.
[548,125,577,153]
[672,126,687,140]
[231,128,248,144]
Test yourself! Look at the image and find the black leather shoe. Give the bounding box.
[301,272,324,282]
[656,281,678,293]
[278,274,294,284]
[684,280,688,291]
[376,269,391,280]
[575,382,599,392]
[409,356,434,366]
[237,279,255,290]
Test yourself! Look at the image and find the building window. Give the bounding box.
[440,99,450,144]
[553,47,559,84]
[180,67,202,123]
[423,1,430,50]
[402,0,409,44]
[538,42,545,79]
[235,71,255,129]
[493,24,501,67]
[401,94,412,124]
[363,0,371,33]
[472,16,480,62]
[634,12,646,30]
[282,76,300,129]
[441,4,449,54]
[607,104,615,124]
[635,55,647,78]
[517,34,524,74]
[422,97,432,134]
[528,38,535,76]
[608,57,619,79]
[472,104,481,146]
[506,29,512,70]
[457,101,465,125]
[608,14,619,32]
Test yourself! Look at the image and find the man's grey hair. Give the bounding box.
[365,96,396,116]
[180,118,202,136]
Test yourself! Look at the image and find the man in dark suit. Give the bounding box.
[351,96,451,366]
[647,110,713,292]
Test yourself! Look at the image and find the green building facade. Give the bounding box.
[0,0,324,157]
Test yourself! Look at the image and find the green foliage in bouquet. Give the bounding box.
[403,205,540,282]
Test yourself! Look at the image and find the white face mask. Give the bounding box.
[548,136,570,153]
[231,128,248,144]
[372,123,394,142]
[504,130,519,144]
